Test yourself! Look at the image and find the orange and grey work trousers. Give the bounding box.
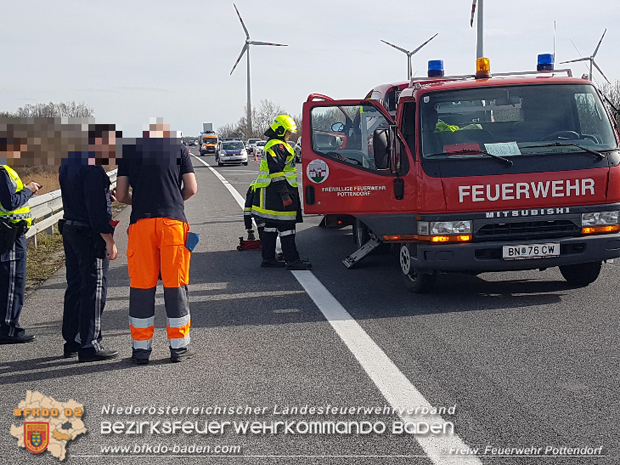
[127,218,191,359]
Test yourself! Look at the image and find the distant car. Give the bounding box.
[255,140,267,158]
[188,140,195,146]
[217,141,248,166]
[293,137,301,163]
[246,138,262,154]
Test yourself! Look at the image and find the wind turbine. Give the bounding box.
[381,33,438,81]
[560,29,610,84]
[470,0,484,59]
[229,3,287,138]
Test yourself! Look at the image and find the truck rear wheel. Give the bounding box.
[559,261,601,286]
[399,244,437,293]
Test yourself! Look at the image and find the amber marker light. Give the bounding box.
[476,57,491,78]
[457,235,472,242]
[582,225,620,234]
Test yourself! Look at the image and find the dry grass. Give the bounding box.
[25,229,65,293]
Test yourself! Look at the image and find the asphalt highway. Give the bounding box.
[1,147,618,464]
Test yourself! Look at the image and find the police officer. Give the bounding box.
[0,136,40,344]
[252,115,311,270]
[59,124,119,362]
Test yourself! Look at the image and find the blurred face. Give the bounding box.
[89,131,116,165]
[3,141,26,160]
[148,123,171,138]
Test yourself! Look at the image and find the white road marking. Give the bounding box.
[192,155,245,207]
[192,154,481,465]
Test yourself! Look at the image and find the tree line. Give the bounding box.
[0,101,94,118]
[216,100,302,141]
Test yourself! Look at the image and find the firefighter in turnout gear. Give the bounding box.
[251,115,312,270]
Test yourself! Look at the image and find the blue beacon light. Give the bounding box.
[537,53,554,71]
[428,60,444,77]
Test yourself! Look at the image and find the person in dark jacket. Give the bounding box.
[59,124,119,362]
[243,178,264,241]
[0,136,40,344]
[251,115,311,270]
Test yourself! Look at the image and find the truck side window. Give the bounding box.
[310,104,393,173]
[401,102,416,159]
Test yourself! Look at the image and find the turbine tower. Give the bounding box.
[230,3,287,139]
[380,33,439,81]
[470,0,484,59]
[560,29,610,84]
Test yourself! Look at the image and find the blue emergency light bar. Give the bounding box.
[537,53,554,71]
[428,60,444,77]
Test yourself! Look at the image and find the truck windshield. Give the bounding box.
[420,84,617,160]
[203,138,217,144]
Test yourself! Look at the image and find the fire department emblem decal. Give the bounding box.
[307,159,329,184]
[24,422,49,454]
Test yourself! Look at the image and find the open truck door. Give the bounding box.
[301,96,407,219]
[301,96,410,267]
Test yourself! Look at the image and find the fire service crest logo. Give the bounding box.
[24,422,49,454]
[307,159,329,184]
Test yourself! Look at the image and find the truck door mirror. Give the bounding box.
[331,122,345,132]
[372,128,390,169]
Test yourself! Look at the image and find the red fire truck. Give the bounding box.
[301,56,620,292]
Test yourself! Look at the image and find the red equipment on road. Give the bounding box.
[237,236,262,251]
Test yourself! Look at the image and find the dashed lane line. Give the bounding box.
[191,154,482,465]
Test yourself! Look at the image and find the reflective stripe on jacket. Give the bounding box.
[254,140,297,188]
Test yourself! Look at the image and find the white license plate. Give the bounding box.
[502,243,560,260]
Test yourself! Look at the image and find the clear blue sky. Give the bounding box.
[1,0,618,137]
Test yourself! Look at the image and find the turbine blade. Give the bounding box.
[250,41,288,46]
[380,40,409,55]
[559,57,590,64]
[409,33,439,56]
[592,60,611,84]
[233,3,250,39]
[592,28,607,58]
[470,0,477,27]
[230,44,248,75]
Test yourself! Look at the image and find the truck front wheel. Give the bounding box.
[399,244,437,293]
[559,262,602,286]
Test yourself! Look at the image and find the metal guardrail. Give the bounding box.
[25,169,118,240]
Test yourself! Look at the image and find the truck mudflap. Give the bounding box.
[408,234,620,273]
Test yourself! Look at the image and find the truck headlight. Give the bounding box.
[418,221,471,235]
[581,211,619,226]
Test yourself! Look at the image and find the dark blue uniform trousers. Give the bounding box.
[62,225,109,356]
[0,235,27,337]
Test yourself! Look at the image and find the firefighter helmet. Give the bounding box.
[270,115,297,136]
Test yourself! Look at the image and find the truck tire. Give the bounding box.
[399,244,437,293]
[559,261,601,286]
[353,219,370,248]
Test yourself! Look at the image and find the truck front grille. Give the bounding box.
[475,220,580,242]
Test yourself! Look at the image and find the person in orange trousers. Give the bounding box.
[116,121,197,364]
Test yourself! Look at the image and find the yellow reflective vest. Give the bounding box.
[0,165,32,228]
